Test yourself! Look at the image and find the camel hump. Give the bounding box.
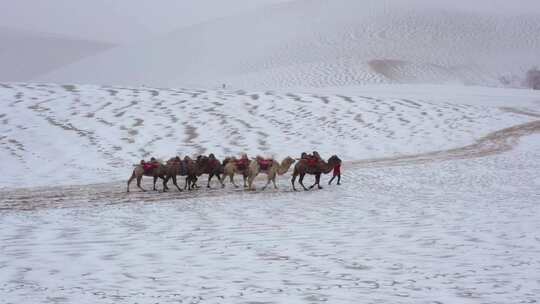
[258,158,273,171]
[234,158,249,170]
[305,156,319,167]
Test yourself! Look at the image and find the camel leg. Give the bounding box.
[207,174,213,188]
[261,177,271,191]
[172,175,183,192]
[229,174,239,188]
[136,175,146,192]
[291,173,298,191]
[247,173,256,191]
[262,173,273,191]
[184,176,189,190]
[163,176,169,192]
[186,176,193,190]
[161,175,169,191]
[192,176,199,189]
[153,176,159,191]
[299,173,309,191]
[189,177,195,190]
[315,173,323,189]
[309,174,322,189]
[269,172,278,190]
[127,172,136,192]
[243,174,248,188]
[217,174,225,188]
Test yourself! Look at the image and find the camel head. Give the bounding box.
[328,155,341,166]
[282,156,296,166]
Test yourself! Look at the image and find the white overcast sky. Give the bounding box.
[0,0,291,43]
[1,0,539,44]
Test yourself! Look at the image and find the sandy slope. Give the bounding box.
[1,82,537,188]
[34,0,540,88]
[0,27,112,82]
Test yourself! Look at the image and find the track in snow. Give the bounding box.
[1,114,539,212]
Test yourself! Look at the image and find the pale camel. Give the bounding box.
[126,161,168,192]
[222,157,250,188]
[247,156,296,190]
[291,155,341,191]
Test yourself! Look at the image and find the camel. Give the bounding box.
[191,155,224,189]
[222,156,250,188]
[247,156,296,190]
[161,156,188,192]
[291,155,341,191]
[163,156,210,191]
[126,161,168,192]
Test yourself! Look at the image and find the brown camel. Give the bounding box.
[161,156,188,192]
[247,156,296,190]
[191,154,224,188]
[164,156,210,191]
[126,161,168,192]
[291,155,341,191]
[222,156,250,188]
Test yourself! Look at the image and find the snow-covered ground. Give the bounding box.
[0,80,539,304]
[0,80,539,303]
[1,130,539,303]
[1,82,538,188]
[1,1,540,302]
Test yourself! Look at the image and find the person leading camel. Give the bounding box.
[291,155,341,191]
[328,160,342,185]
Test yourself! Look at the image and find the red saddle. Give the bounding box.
[143,163,159,174]
[235,159,249,170]
[306,157,319,167]
[209,158,220,168]
[258,159,273,171]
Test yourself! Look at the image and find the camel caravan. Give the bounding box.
[127,152,342,193]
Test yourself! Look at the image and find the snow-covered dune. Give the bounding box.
[35,0,540,89]
[0,27,112,82]
[0,82,537,188]
[0,0,291,44]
